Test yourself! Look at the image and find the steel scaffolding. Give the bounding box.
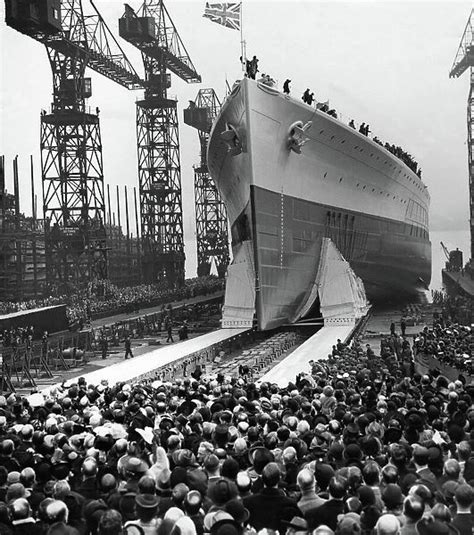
[5,0,143,293]
[184,89,230,278]
[450,9,474,259]
[119,1,200,286]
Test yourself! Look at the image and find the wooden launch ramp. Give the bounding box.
[33,328,249,397]
[260,238,370,386]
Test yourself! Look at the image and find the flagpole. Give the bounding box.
[240,2,245,73]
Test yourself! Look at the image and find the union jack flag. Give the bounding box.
[203,2,241,31]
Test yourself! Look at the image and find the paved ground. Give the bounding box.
[359,301,440,354]
[14,296,445,394]
[12,291,224,393]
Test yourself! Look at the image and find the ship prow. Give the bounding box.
[208,78,431,331]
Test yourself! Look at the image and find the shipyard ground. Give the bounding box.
[20,298,447,397]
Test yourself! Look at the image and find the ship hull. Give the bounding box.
[208,78,431,330]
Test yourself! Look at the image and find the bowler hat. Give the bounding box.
[135,493,159,509]
[208,477,238,506]
[281,516,308,530]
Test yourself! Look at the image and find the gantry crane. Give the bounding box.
[5,0,143,292]
[450,9,474,260]
[119,2,201,287]
[184,89,229,278]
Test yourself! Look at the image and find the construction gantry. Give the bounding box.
[119,1,201,287]
[450,9,474,259]
[184,89,230,278]
[5,0,143,293]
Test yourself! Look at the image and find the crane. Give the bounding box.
[440,241,451,262]
[441,241,464,272]
[450,9,474,261]
[184,89,230,278]
[5,0,143,292]
[119,1,201,287]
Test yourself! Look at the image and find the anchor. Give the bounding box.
[220,123,243,156]
[287,120,312,154]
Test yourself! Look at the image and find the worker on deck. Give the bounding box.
[283,79,291,94]
[248,55,259,79]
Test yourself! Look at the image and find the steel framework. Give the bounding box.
[184,89,229,277]
[119,1,200,286]
[450,9,474,259]
[5,0,143,292]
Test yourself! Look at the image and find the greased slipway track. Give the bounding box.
[208,78,431,331]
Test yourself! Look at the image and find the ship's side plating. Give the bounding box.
[208,78,431,330]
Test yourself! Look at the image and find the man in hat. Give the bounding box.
[243,462,300,533]
[124,493,160,534]
[283,79,291,95]
[282,516,309,535]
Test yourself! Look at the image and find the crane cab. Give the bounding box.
[5,0,61,35]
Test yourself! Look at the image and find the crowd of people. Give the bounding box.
[371,139,422,178]
[1,326,35,348]
[0,303,473,535]
[411,298,473,374]
[0,277,225,330]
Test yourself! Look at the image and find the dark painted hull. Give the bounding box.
[251,186,431,329]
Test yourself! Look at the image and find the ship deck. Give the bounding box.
[442,269,474,298]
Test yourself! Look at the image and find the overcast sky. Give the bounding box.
[0,1,472,276]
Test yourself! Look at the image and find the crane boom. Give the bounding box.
[5,0,144,89]
[120,1,201,83]
[450,8,474,78]
[440,241,450,261]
